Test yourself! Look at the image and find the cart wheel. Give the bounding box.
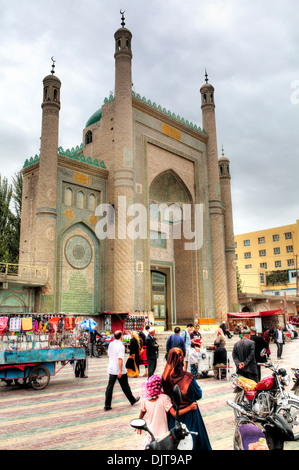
[29,365,50,390]
[201,371,209,377]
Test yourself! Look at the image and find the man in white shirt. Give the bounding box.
[104,330,140,411]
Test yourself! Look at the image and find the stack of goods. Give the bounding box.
[0,314,81,351]
[124,315,146,331]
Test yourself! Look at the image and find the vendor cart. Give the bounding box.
[194,348,215,377]
[0,347,85,390]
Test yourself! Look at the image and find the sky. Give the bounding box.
[0,0,298,235]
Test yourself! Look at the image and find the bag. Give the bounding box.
[126,354,139,377]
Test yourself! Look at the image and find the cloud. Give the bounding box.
[0,0,298,235]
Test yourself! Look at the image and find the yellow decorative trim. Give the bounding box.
[89,215,98,225]
[73,172,92,186]
[161,123,182,141]
[65,208,74,220]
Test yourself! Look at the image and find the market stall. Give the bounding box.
[227,309,284,334]
[0,313,86,389]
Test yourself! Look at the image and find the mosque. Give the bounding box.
[3,13,238,329]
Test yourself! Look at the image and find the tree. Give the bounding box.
[0,172,23,264]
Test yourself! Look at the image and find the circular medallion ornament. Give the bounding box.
[65,236,92,269]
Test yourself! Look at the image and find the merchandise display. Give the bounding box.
[0,314,88,351]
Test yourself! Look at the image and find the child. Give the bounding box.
[136,375,197,449]
[189,343,199,377]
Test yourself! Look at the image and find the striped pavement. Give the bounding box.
[0,339,299,451]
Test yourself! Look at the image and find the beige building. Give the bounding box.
[10,15,239,328]
[235,220,299,299]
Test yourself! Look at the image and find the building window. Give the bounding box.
[244,252,251,259]
[274,247,280,255]
[77,191,85,209]
[288,259,294,266]
[275,260,281,268]
[260,262,267,269]
[286,245,293,253]
[88,193,96,211]
[258,237,265,244]
[85,130,92,145]
[259,249,266,257]
[285,232,292,239]
[273,234,279,242]
[243,240,250,246]
[64,187,73,206]
[260,273,265,283]
[245,264,252,269]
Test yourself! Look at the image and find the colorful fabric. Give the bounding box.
[142,374,164,400]
[21,317,33,332]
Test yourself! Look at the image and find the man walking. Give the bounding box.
[145,327,159,377]
[166,327,186,357]
[232,327,258,383]
[274,325,285,360]
[180,324,193,371]
[104,330,140,411]
[249,326,268,381]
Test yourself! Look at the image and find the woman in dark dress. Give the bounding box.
[162,347,212,450]
[128,331,141,375]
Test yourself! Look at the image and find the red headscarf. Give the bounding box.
[162,347,194,409]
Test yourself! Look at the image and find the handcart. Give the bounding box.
[195,348,215,378]
[0,347,85,390]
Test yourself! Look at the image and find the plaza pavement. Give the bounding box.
[0,335,299,451]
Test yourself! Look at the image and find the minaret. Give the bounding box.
[34,58,61,303]
[219,146,238,311]
[200,71,229,322]
[113,11,135,313]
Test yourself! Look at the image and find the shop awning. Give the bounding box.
[227,309,284,318]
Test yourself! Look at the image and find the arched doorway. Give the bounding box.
[151,271,167,329]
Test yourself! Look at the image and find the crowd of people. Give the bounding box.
[100,319,297,450]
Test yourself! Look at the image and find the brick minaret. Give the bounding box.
[113,13,135,313]
[34,61,61,299]
[219,148,238,312]
[200,72,228,322]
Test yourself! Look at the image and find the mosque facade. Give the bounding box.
[16,17,238,328]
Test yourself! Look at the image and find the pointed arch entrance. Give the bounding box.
[149,169,198,328]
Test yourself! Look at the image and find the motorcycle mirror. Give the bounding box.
[173,384,182,416]
[130,418,147,430]
[260,348,267,357]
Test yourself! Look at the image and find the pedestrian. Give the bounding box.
[189,343,199,377]
[104,330,140,411]
[213,341,228,379]
[127,331,141,376]
[190,324,202,347]
[136,374,197,449]
[89,328,102,357]
[180,324,194,371]
[138,330,148,377]
[162,348,212,450]
[232,327,258,383]
[219,321,232,339]
[262,328,271,358]
[273,325,285,360]
[144,324,150,337]
[214,327,226,347]
[145,328,159,377]
[165,327,186,360]
[249,326,268,381]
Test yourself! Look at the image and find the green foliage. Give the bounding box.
[0,172,23,264]
[236,267,242,293]
[266,269,289,286]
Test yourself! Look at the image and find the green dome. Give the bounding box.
[85,107,102,127]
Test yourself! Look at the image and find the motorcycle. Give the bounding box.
[130,384,197,450]
[232,362,299,440]
[291,368,299,396]
[94,336,108,357]
[227,399,294,450]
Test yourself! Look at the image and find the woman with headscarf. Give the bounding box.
[136,374,197,449]
[214,327,226,347]
[162,347,212,450]
[127,331,141,377]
